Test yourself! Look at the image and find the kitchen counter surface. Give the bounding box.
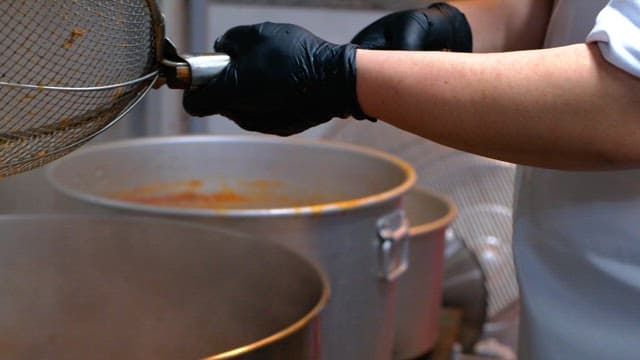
[210,0,428,10]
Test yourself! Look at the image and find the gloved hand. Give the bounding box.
[183,22,373,136]
[351,3,472,52]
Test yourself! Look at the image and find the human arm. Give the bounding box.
[182,14,640,170]
[356,44,640,170]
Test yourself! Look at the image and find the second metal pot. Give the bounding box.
[394,187,457,359]
[46,135,417,360]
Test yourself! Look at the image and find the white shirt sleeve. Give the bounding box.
[586,0,640,78]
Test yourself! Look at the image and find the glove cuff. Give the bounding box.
[425,2,473,52]
[342,44,376,122]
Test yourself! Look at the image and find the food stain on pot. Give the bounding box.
[113,188,248,208]
[108,178,333,210]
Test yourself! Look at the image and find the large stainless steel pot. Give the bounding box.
[46,135,417,360]
[394,187,457,359]
[0,215,329,359]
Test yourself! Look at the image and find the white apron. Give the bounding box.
[514,1,640,359]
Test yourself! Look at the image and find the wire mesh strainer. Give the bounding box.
[0,0,229,176]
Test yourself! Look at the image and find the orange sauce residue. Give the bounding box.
[112,86,125,100]
[116,189,247,209]
[63,28,88,49]
[108,178,333,210]
[114,179,203,197]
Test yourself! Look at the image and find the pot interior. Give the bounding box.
[404,187,456,234]
[46,136,415,214]
[0,216,328,359]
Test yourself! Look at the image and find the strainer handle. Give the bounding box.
[159,38,230,90]
[160,54,230,90]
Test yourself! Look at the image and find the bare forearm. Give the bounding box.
[356,44,640,170]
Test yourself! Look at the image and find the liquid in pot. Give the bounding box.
[108,178,334,209]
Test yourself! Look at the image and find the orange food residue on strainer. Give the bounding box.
[63,28,88,49]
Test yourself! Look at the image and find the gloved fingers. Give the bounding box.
[351,10,430,51]
[351,31,389,50]
[224,110,300,136]
[390,14,432,51]
[182,90,215,117]
[351,15,391,49]
[214,24,262,56]
[224,109,331,136]
[184,21,355,134]
[183,72,235,117]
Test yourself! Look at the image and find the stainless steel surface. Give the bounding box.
[159,37,230,90]
[394,187,457,360]
[377,209,410,282]
[294,95,518,355]
[0,215,328,359]
[317,121,518,351]
[45,135,417,360]
[421,154,517,320]
[0,1,229,176]
[176,52,231,89]
[477,301,519,359]
[443,229,488,352]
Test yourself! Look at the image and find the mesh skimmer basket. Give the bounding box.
[0,1,162,176]
[0,1,229,177]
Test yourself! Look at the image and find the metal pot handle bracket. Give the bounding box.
[377,209,410,282]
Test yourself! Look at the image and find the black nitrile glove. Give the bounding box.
[351,3,472,52]
[183,22,373,136]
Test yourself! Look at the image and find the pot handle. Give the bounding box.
[377,209,410,282]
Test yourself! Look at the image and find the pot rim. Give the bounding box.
[208,261,330,360]
[408,187,458,238]
[0,214,331,360]
[47,135,417,217]
[209,277,330,360]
